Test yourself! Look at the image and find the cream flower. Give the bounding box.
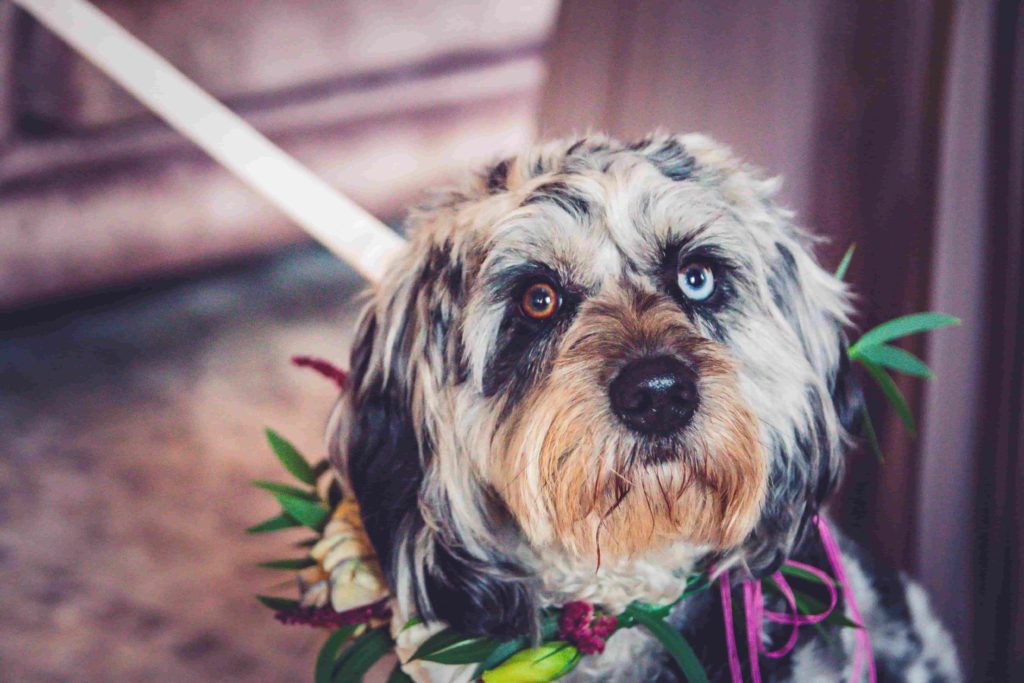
[390,610,478,683]
[301,498,390,612]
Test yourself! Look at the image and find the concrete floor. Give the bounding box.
[0,247,371,682]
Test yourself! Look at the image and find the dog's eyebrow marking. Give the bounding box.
[769,242,799,316]
[522,180,592,220]
[630,137,696,181]
[485,159,511,193]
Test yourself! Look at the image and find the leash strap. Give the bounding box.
[11,0,405,283]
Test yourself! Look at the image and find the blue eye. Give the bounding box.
[678,262,715,301]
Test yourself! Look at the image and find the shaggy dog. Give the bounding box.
[331,133,961,681]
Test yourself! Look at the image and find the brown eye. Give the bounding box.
[521,282,560,319]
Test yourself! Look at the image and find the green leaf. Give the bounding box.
[763,579,861,630]
[860,359,916,436]
[823,610,864,630]
[251,479,319,501]
[790,587,828,616]
[626,605,709,683]
[386,663,415,683]
[849,313,959,356]
[265,428,317,485]
[316,625,358,683]
[423,637,502,665]
[860,404,884,462]
[273,492,329,529]
[400,616,423,633]
[473,637,529,678]
[257,557,316,571]
[246,512,301,533]
[410,628,478,661]
[855,344,933,378]
[835,244,856,281]
[255,595,299,612]
[779,564,836,587]
[539,611,561,641]
[332,626,393,682]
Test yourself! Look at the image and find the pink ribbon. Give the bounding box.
[719,516,876,683]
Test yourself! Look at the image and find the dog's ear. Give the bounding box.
[342,289,537,638]
[812,334,862,507]
[830,337,864,451]
[743,236,858,574]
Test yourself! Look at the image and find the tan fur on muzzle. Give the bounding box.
[494,288,766,561]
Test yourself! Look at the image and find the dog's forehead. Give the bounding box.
[478,161,733,289]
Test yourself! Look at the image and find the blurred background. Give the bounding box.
[0,1,1020,680]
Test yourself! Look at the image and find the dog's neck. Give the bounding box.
[530,541,707,613]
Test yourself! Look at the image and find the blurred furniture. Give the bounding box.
[0,0,559,309]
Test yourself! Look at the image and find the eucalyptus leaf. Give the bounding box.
[849,313,959,356]
[273,492,329,530]
[316,625,358,683]
[860,359,916,436]
[626,606,709,683]
[257,557,316,571]
[855,345,933,378]
[835,244,856,281]
[265,428,317,485]
[332,626,393,682]
[251,479,319,501]
[246,513,301,534]
[255,595,299,612]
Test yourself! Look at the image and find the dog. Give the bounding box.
[330,133,961,681]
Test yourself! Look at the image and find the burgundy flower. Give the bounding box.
[292,355,347,389]
[558,600,618,656]
[275,599,391,629]
[592,614,617,638]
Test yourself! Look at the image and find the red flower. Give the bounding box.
[558,600,618,656]
[292,355,347,389]
[274,599,390,629]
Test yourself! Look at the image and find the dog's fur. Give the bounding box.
[330,133,961,681]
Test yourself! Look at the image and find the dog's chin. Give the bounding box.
[636,438,690,466]
[497,414,766,563]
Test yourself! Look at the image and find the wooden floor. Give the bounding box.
[0,246,376,681]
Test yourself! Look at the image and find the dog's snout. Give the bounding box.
[609,356,698,435]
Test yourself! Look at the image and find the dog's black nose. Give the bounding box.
[609,356,698,435]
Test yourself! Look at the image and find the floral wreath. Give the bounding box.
[248,249,957,683]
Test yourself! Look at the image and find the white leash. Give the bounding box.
[11,0,406,284]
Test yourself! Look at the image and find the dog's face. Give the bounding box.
[334,134,858,636]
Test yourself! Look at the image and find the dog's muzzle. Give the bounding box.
[609,355,698,435]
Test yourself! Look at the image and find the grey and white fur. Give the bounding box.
[330,133,961,681]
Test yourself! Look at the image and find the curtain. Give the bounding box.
[539,1,1024,676]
